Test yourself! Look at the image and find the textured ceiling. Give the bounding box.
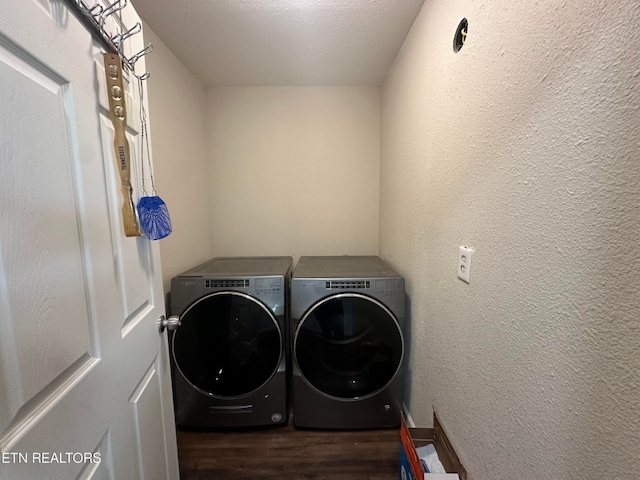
[132,0,425,86]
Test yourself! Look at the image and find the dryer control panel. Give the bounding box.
[375,279,403,295]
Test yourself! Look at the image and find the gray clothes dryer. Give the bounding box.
[291,256,405,429]
[169,256,292,428]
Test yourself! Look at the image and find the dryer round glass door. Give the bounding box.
[172,291,282,398]
[294,293,403,400]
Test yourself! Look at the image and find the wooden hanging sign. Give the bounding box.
[103,53,142,237]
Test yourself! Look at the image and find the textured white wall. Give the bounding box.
[205,87,380,261]
[143,23,214,292]
[380,1,640,479]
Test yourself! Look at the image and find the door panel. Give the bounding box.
[0,2,178,479]
[75,431,114,480]
[0,25,93,465]
[129,361,170,480]
[0,26,96,445]
[96,113,153,336]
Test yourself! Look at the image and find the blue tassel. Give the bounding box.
[137,196,172,240]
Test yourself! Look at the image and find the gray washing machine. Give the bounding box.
[291,256,405,429]
[169,256,292,428]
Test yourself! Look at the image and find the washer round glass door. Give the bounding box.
[172,291,282,398]
[294,293,403,400]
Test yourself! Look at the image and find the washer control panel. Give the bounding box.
[205,279,249,288]
[255,277,282,294]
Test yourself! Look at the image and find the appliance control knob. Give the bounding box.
[158,315,181,333]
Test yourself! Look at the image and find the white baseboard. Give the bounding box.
[402,403,416,427]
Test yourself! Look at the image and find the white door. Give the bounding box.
[0,1,179,479]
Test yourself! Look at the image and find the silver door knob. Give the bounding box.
[158,315,181,333]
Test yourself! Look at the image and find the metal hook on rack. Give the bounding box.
[67,0,154,78]
[99,0,128,29]
[127,43,153,66]
[75,1,104,18]
[112,22,141,47]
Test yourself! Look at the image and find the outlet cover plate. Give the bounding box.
[457,246,474,283]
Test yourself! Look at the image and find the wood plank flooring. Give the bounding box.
[177,420,401,480]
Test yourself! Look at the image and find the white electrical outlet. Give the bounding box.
[457,246,474,283]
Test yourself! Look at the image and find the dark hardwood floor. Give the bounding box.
[177,419,401,480]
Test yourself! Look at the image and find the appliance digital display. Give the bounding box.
[255,277,281,292]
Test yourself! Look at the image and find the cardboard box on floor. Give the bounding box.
[399,412,467,480]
